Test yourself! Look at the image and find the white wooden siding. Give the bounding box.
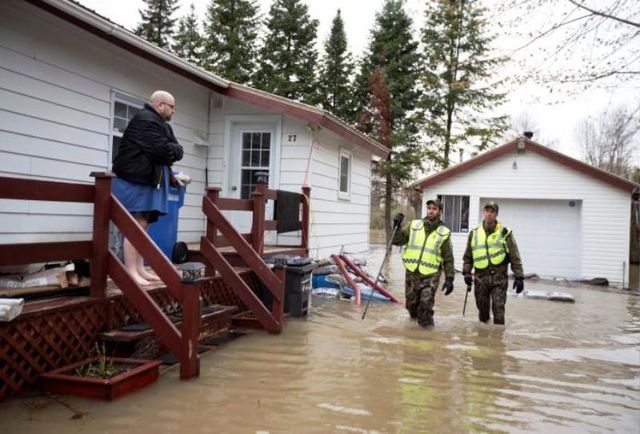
[0,0,210,244]
[0,0,376,259]
[422,150,631,284]
[307,129,371,258]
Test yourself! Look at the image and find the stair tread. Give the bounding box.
[100,304,237,342]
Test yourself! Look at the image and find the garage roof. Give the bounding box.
[417,137,639,193]
[27,0,389,158]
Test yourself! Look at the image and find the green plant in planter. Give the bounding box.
[75,343,123,379]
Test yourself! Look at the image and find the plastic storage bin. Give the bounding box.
[148,184,185,261]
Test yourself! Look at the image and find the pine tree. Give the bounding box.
[203,0,260,84]
[421,0,507,168]
[172,4,205,65]
[135,0,180,49]
[317,10,355,121]
[254,0,319,103]
[357,67,391,148]
[353,0,422,239]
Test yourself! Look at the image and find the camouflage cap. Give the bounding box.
[483,201,499,212]
[426,199,443,210]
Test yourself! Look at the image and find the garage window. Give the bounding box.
[438,195,470,233]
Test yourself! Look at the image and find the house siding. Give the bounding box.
[0,0,210,244]
[308,129,371,258]
[1,0,377,260]
[422,149,631,284]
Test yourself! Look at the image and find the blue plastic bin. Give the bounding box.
[148,184,186,261]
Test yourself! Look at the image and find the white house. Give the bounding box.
[417,137,639,286]
[0,0,389,259]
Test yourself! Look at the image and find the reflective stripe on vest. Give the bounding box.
[402,220,451,276]
[471,223,511,269]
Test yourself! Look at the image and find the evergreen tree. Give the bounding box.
[203,0,260,83]
[421,0,507,168]
[135,0,180,49]
[317,10,355,121]
[172,4,205,65]
[353,0,422,239]
[254,0,319,103]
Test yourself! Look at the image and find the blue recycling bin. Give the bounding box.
[148,183,186,261]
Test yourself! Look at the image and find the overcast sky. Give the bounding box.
[76,0,638,160]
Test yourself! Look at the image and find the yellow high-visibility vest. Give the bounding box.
[471,223,511,269]
[402,220,451,276]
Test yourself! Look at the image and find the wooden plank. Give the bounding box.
[180,285,200,379]
[0,176,94,202]
[0,241,91,266]
[203,198,283,304]
[200,237,280,334]
[107,252,183,358]
[216,197,253,211]
[110,196,183,299]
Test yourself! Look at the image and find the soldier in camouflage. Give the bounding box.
[462,201,524,325]
[392,199,455,327]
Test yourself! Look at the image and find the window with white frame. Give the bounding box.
[338,149,352,199]
[240,131,271,199]
[437,195,470,233]
[110,93,144,164]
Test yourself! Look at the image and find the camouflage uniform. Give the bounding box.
[462,222,523,325]
[393,218,455,327]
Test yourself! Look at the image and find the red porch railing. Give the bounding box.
[195,180,311,334]
[0,173,201,380]
[0,173,312,384]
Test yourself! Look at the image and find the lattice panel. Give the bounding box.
[0,271,260,400]
[200,271,260,311]
[0,304,108,400]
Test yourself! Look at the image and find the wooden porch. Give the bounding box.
[0,173,310,401]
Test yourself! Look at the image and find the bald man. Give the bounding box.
[112,90,183,285]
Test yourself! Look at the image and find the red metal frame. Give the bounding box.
[331,254,362,305]
[338,254,400,303]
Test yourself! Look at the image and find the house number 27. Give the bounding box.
[288,134,297,142]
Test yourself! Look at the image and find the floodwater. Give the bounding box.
[2,246,639,433]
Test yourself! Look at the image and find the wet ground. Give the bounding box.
[1,246,639,433]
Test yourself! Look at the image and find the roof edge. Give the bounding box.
[27,0,388,158]
[418,138,638,193]
[226,84,389,158]
[29,0,229,90]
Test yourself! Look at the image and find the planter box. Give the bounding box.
[40,357,161,400]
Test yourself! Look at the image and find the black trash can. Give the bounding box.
[284,260,316,317]
[263,255,316,317]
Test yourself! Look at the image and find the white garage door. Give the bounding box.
[481,198,581,279]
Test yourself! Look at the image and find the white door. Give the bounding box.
[480,198,581,279]
[226,123,278,235]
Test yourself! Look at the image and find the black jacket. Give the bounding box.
[112,104,183,186]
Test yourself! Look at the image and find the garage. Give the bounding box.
[481,198,581,279]
[418,137,637,286]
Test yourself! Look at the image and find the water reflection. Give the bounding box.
[1,246,639,433]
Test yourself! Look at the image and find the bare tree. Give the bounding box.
[498,0,640,91]
[507,111,559,148]
[577,104,640,178]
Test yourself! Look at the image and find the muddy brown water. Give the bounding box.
[1,246,639,433]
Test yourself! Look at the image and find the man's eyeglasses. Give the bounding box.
[162,101,175,110]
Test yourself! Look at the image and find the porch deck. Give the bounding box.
[0,173,311,401]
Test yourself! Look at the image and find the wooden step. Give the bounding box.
[230,309,280,331]
[100,304,237,343]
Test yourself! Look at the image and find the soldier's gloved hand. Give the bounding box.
[393,213,405,228]
[463,273,473,287]
[513,277,524,294]
[441,277,454,295]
